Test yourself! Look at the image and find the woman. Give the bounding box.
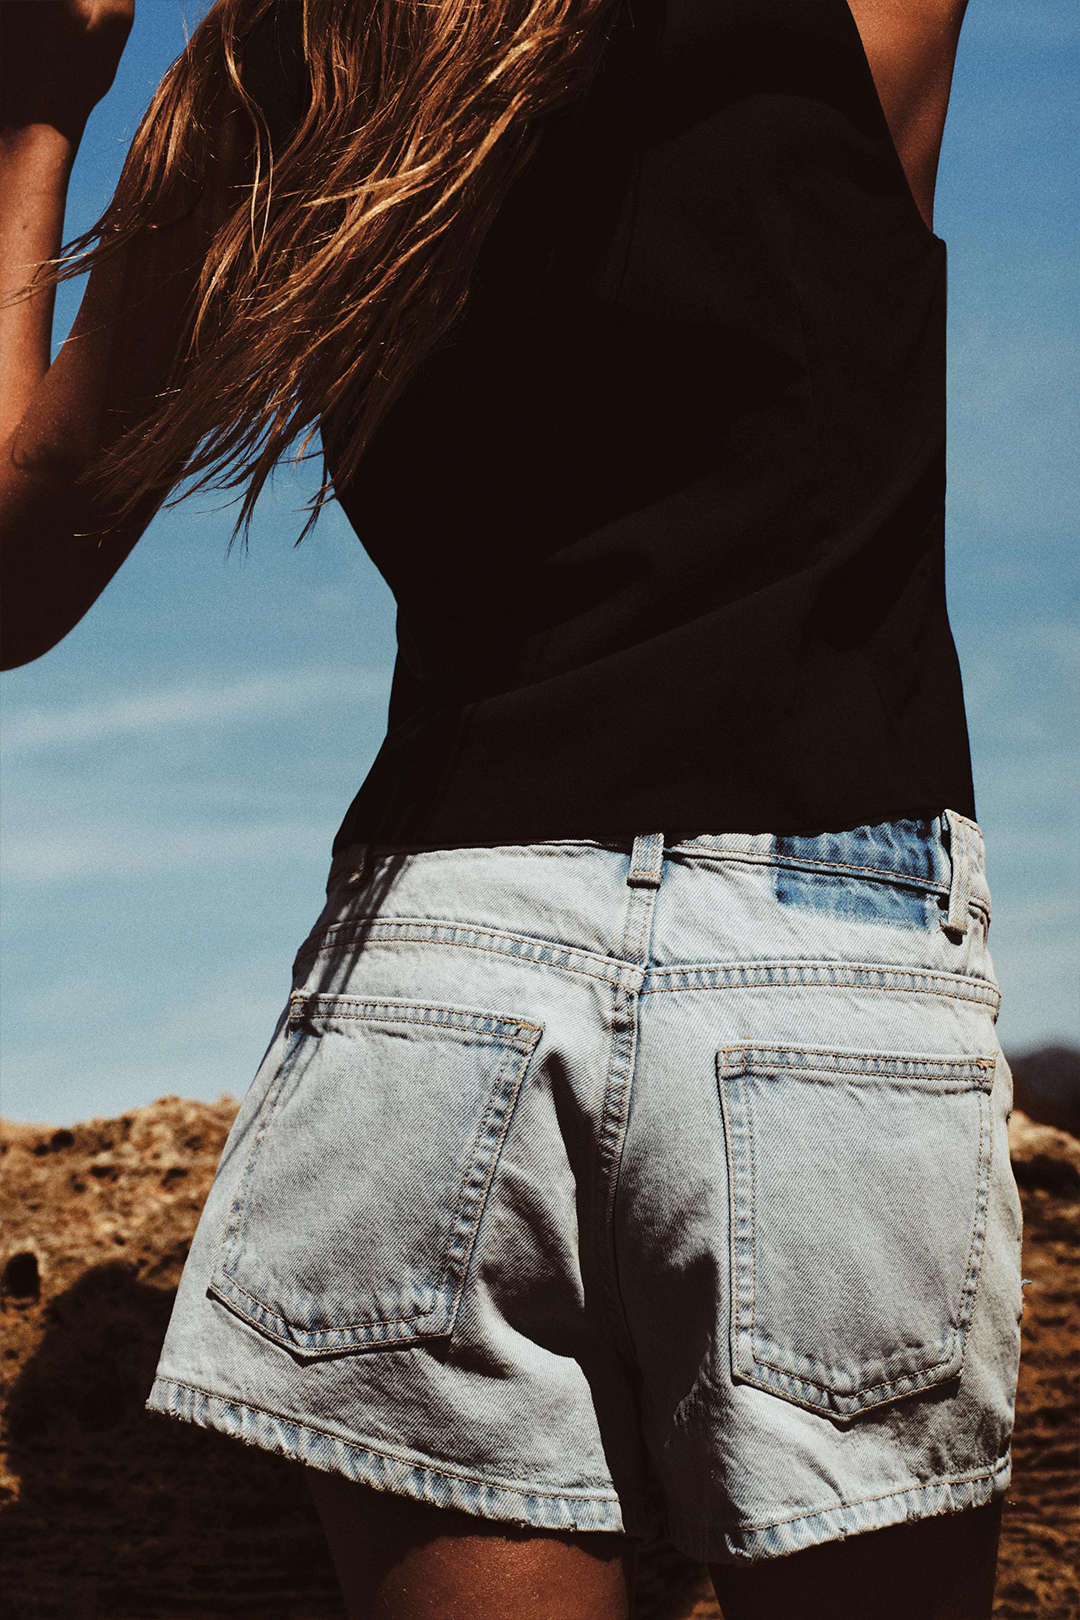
[0,1,1022,1616]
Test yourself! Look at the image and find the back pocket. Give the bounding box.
[209,992,543,1356]
[716,1042,997,1418]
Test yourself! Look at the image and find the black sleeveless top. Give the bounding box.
[279,0,978,848]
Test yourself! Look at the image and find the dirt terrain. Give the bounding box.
[1,1089,1076,1619]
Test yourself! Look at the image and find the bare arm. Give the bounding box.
[0,0,246,670]
[846,0,971,232]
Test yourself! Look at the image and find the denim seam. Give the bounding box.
[297,921,625,986]
[596,865,662,1358]
[148,1376,624,1504]
[210,1272,432,1342]
[670,848,950,886]
[684,1453,1010,1538]
[341,827,989,897]
[287,993,541,1042]
[596,982,643,1361]
[361,843,990,911]
[747,1071,762,1390]
[296,934,1001,1007]
[645,962,1000,1009]
[432,1032,541,1338]
[955,1090,993,1341]
[210,1026,306,1307]
[719,1045,997,1079]
[299,924,994,993]
[666,844,959,888]
[670,849,991,924]
[360,839,622,857]
[310,918,617,961]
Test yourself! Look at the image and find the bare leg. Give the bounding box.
[303,1465,638,1620]
[709,1499,1003,1620]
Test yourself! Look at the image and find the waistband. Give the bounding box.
[332,808,988,938]
[625,810,987,937]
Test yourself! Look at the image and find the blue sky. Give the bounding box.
[2,0,1077,1125]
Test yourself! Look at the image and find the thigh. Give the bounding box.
[304,1467,638,1620]
[709,1499,1003,1620]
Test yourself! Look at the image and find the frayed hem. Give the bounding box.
[673,1452,1012,1564]
[145,1375,651,1538]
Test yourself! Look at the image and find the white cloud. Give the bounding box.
[1,818,330,884]
[1,666,389,753]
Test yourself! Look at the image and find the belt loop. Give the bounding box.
[941,808,970,939]
[627,831,665,888]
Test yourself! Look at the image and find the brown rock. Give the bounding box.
[1009,1109,1080,1194]
[0,1097,1075,1618]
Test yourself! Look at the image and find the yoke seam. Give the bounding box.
[645,965,1000,1008]
[647,978,996,1008]
[296,925,624,986]
[297,923,999,1006]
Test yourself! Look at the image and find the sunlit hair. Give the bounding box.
[20,0,622,545]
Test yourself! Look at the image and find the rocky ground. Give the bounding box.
[1,1096,1076,1619]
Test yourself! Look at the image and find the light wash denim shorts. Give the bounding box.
[147,807,1023,1564]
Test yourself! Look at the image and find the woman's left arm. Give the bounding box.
[0,0,247,670]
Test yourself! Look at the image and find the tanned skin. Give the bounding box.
[0,0,245,670]
[2,3,1002,1618]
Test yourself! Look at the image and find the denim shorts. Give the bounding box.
[146,807,1023,1564]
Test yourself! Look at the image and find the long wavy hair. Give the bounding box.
[18,0,623,545]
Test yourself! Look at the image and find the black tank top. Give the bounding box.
[303,0,978,847]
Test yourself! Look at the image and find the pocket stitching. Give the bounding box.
[293,920,624,988]
[431,1030,542,1336]
[287,990,542,1045]
[650,963,1001,1014]
[717,1043,997,1412]
[718,1044,998,1083]
[209,1005,543,1348]
[213,1025,307,1288]
[212,1033,532,1336]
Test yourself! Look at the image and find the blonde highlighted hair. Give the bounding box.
[28,0,622,544]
